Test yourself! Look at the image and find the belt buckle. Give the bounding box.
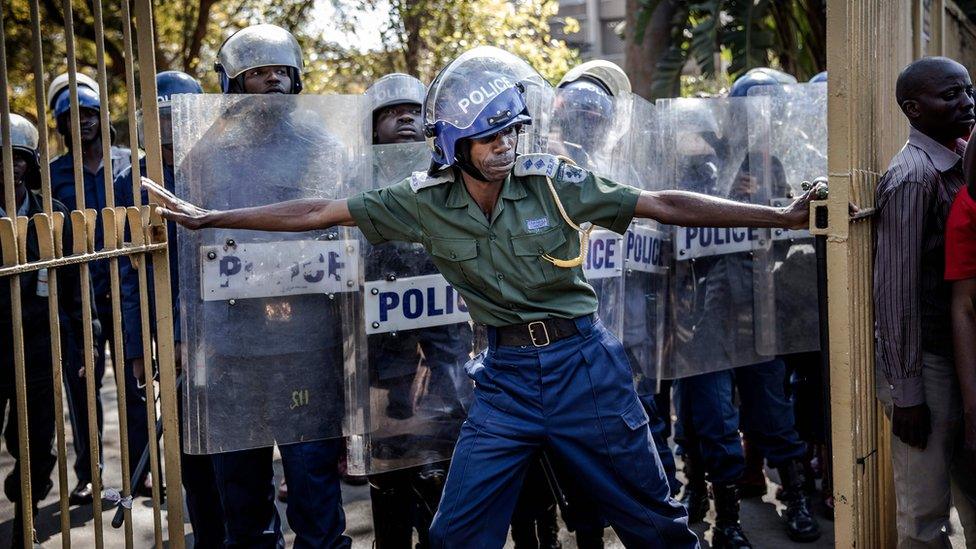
[528,321,550,347]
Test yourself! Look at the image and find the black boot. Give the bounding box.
[536,504,562,549]
[678,454,709,523]
[574,527,605,549]
[710,484,752,549]
[777,460,822,542]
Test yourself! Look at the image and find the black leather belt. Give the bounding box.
[495,316,582,347]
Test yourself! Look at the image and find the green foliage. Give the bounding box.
[634,0,825,99]
[313,0,579,93]
[2,0,577,130]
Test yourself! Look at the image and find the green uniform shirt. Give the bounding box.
[347,165,641,326]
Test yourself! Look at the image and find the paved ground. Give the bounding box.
[0,358,964,547]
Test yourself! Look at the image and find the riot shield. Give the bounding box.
[546,86,630,338]
[619,95,669,395]
[749,83,826,356]
[659,96,774,379]
[173,94,368,454]
[347,142,475,476]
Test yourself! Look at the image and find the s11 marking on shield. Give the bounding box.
[364,273,471,334]
[584,229,623,280]
[624,225,668,274]
[200,240,360,301]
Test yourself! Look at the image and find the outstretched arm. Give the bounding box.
[634,182,825,230]
[142,178,356,231]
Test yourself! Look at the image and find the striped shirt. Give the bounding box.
[873,126,966,408]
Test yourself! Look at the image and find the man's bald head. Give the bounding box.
[895,56,974,142]
[896,57,965,105]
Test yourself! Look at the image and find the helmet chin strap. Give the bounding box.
[454,138,493,183]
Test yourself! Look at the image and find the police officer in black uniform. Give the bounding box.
[1,114,91,548]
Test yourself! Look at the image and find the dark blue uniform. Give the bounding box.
[49,146,131,488]
[178,113,351,549]
[115,159,227,548]
[1,192,87,543]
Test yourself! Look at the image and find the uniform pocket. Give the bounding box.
[621,396,650,430]
[510,227,573,289]
[429,237,483,289]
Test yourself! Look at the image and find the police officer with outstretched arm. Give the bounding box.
[145,46,821,548]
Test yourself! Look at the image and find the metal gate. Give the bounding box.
[825,0,975,546]
[0,0,184,546]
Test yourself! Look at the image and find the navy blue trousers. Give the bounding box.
[212,438,351,549]
[673,358,806,485]
[428,316,697,548]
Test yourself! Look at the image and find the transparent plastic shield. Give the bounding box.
[620,96,669,395]
[749,84,825,356]
[346,142,474,475]
[173,94,369,454]
[659,96,774,379]
[547,87,630,338]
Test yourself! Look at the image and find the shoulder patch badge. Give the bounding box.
[513,153,559,179]
[409,170,452,193]
[513,153,590,184]
[556,162,588,184]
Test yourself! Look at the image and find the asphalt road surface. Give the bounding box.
[2,357,966,547]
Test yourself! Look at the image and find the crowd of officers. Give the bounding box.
[2,20,973,549]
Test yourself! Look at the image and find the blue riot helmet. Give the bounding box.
[46,71,99,111]
[809,71,827,83]
[551,79,615,157]
[215,24,304,94]
[729,71,782,98]
[423,46,546,172]
[558,59,632,97]
[140,71,204,148]
[156,70,204,106]
[53,84,101,119]
[53,85,103,141]
[743,67,797,85]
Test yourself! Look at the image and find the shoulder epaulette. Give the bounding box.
[514,153,589,184]
[409,170,453,193]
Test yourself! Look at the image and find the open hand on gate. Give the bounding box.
[780,181,828,229]
[142,177,213,230]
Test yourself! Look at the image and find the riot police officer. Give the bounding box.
[1,114,89,547]
[726,69,822,542]
[203,23,351,548]
[115,70,227,548]
[145,46,822,549]
[362,72,474,549]
[48,73,133,506]
[557,60,679,494]
[673,69,820,548]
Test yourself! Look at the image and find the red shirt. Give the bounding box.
[946,186,976,281]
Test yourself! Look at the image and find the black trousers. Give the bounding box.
[2,379,57,508]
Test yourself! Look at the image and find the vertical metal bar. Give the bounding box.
[27,0,72,544]
[0,5,34,547]
[826,0,854,546]
[89,0,134,545]
[133,0,186,544]
[120,0,141,204]
[118,1,164,544]
[61,0,105,545]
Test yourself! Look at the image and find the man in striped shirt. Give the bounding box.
[874,56,976,547]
